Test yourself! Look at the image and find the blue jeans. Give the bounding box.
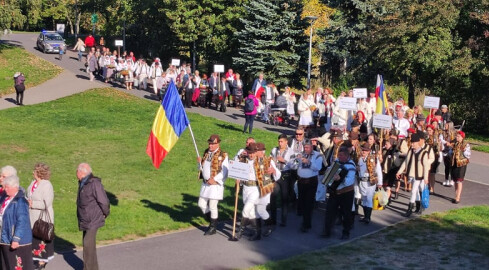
[78,50,83,61]
[243,114,255,133]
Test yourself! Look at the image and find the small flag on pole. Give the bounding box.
[146,81,189,168]
[255,85,265,99]
[375,74,388,115]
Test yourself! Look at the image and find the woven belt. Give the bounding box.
[243,181,258,187]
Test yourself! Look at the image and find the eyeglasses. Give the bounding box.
[296,133,304,136]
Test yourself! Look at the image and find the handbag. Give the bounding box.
[421,186,430,209]
[32,201,54,241]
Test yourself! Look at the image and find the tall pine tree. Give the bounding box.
[233,0,303,87]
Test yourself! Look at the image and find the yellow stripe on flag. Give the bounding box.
[151,106,179,153]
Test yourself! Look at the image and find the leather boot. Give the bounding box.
[262,218,273,237]
[237,217,248,239]
[415,201,424,215]
[249,218,262,241]
[360,207,371,224]
[204,218,217,236]
[204,212,211,222]
[404,203,414,217]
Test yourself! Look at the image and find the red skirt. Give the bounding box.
[192,88,201,102]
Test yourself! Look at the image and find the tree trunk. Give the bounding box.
[408,75,416,108]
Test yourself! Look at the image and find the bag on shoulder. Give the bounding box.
[244,98,255,113]
[32,201,54,242]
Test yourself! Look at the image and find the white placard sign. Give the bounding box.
[337,97,357,110]
[214,64,225,73]
[56,24,65,35]
[228,160,252,181]
[372,114,393,129]
[423,96,440,109]
[353,88,368,99]
[115,40,123,46]
[171,59,180,66]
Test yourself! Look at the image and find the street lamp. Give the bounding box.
[305,16,318,90]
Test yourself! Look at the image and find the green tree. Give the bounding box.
[233,0,303,87]
[0,0,27,32]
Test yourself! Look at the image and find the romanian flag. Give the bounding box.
[255,85,265,99]
[375,74,388,114]
[146,81,189,168]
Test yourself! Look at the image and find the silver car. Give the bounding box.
[36,31,66,54]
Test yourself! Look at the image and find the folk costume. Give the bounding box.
[237,143,280,241]
[198,135,229,236]
[397,134,430,217]
[451,131,470,204]
[357,143,383,224]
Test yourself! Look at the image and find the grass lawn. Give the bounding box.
[0,88,277,250]
[252,205,489,270]
[0,43,62,96]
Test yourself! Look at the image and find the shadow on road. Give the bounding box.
[54,234,83,269]
[75,74,89,80]
[3,98,17,105]
[140,194,206,232]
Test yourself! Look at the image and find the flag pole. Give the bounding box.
[188,123,200,159]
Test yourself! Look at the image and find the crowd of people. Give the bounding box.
[197,87,470,241]
[0,163,109,270]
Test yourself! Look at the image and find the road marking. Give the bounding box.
[465,178,489,186]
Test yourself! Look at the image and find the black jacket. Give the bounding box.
[77,174,110,231]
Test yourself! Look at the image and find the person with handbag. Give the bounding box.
[0,175,34,270]
[27,163,54,270]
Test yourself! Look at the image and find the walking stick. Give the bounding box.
[229,180,240,241]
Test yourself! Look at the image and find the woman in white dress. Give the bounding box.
[283,87,297,120]
[297,88,316,128]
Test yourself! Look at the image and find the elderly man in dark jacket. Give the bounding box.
[76,163,110,270]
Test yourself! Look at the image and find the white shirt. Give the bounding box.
[393,118,411,137]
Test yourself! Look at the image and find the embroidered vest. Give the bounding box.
[365,154,378,185]
[201,149,227,180]
[452,141,469,167]
[254,157,274,197]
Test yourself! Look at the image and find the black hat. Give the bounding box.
[416,130,426,140]
[411,133,421,143]
[331,129,343,138]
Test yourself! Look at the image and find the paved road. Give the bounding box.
[2,33,489,270]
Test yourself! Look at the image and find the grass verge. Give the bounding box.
[0,88,277,250]
[251,205,489,270]
[0,43,62,96]
[472,145,489,153]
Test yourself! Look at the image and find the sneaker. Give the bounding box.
[443,180,448,186]
[449,180,454,186]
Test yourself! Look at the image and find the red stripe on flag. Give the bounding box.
[146,132,168,169]
[255,86,264,99]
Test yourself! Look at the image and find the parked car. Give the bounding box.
[36,31,66,54]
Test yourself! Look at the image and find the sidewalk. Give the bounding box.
[0,70,105,110]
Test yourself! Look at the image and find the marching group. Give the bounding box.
[0,163,110,270]
[197,88,470,241]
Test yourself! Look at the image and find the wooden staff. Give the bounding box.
[229,180,240,241]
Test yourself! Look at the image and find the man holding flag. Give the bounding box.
[197,134,229,236]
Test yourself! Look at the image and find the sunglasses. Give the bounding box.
[296,133,304,136]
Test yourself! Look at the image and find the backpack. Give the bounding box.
[244,98,255,113]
